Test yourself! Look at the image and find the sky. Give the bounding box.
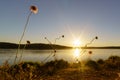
[0,0,120,47]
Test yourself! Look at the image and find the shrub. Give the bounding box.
[97,59,105,65]
[104,56,120,70]
[85,60,99,70]
[42,59,69,75]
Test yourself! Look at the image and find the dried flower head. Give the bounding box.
[54,50,56,53]
[27,40,30,44]
[95,36,98,39]
[88,51,92,54]
[30,5,38,14]
[44,37,47,39]
[62,35,64,38]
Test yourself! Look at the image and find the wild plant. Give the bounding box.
[85,36,98,47]
[39,35,64,79]
[19,40,31,63]
[75,36,98,62]
[82,36,98,56]
[73,36,98,80]
[14,5,38,64]
[43,35,64,62]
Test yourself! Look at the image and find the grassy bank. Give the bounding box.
[0,55,120,80]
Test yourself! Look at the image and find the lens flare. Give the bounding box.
[73,39,81,47]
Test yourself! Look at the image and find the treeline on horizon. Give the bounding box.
[0,42,71,49]
[1,42,120,49]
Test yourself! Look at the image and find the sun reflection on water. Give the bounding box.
[73,48,82,63]
[74,48,80,58]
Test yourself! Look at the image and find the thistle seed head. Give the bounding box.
[27,40,30,44]
[95,36,98,39]
[88,51,92,54]
[30,5,38,14]
[62,35,64,38]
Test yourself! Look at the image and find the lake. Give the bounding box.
[0,49,120,65]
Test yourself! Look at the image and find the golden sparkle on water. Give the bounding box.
[74,48,80,58]
[72,39,82,59]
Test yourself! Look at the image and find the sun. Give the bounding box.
[73,39,81,48]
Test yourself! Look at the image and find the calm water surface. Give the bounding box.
[0,49,120,65]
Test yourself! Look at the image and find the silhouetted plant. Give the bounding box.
[44,35,64,61]
[19,40,31,63]
[44,37,56,52]
[14,5,38,64]
[79,36,98,61]
[88,51,92,54]
[27,40,31,44]
[30,5,38,14]
[85,36,98,47]
[54,35,64,44]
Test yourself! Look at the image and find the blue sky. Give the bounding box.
[0,0,120,46]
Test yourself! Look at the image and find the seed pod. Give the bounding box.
[27,40,30,44]
[95,36,98,39]
[30,5,38,14]
[88,51,92,54]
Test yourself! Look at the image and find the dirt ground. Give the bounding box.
[40,68,120,80]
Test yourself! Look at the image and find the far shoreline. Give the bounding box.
[1,42,120,49]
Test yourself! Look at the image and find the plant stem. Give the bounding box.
[19,44,27,63]
[14,12,32,64]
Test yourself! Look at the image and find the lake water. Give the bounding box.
[0,49,120,65]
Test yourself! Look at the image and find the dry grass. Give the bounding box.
[0,56,120,80]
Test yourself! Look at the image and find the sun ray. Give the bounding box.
[73,39,82,48]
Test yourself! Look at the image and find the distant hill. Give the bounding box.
[1,42,120,49]
[0,42,71,49]
[81,46,120,49]
[0,42,18,49]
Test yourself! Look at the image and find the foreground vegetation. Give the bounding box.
[0,55,120,80]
